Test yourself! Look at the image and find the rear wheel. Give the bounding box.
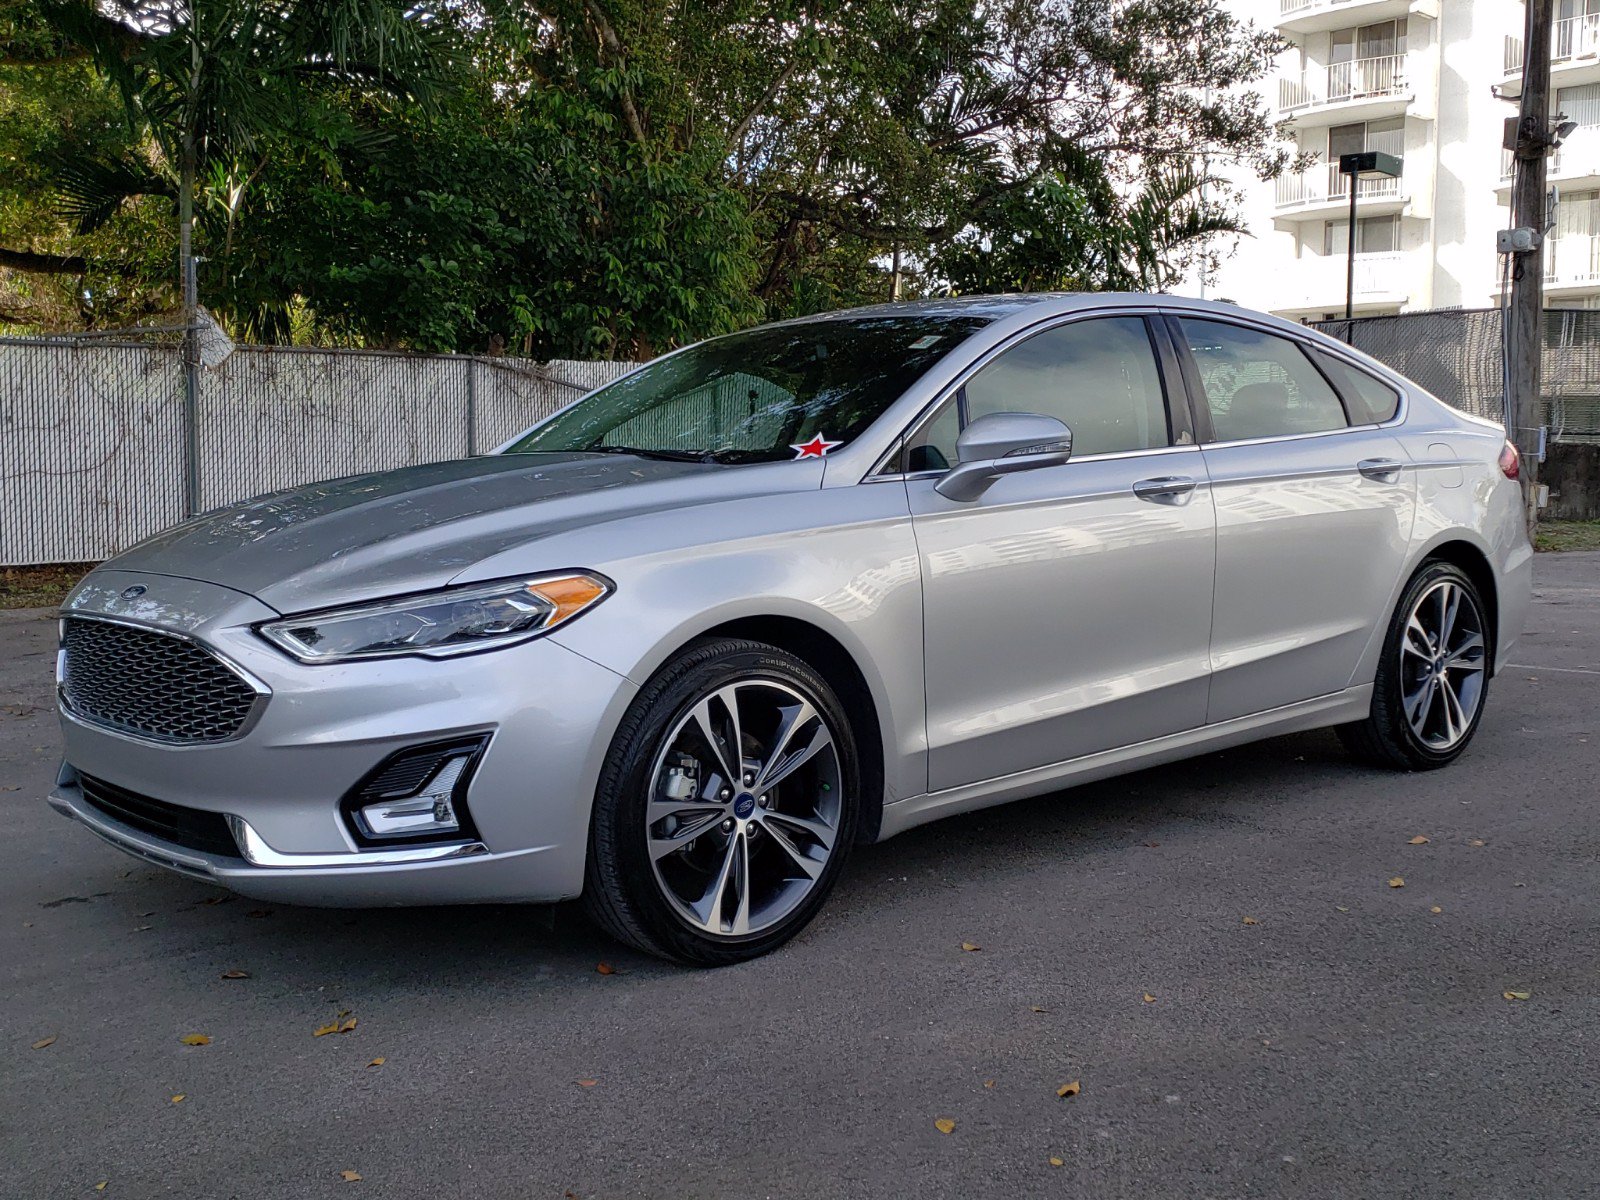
[1339,561,1491,770]
[582,637,859,966]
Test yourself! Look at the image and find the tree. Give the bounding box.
[6,0,457,325]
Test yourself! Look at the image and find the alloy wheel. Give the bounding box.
[645,679,844,938]
[1400,577,1487,751]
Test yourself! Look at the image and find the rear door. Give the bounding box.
[1168,315,1416,724]
[905,313,1217,792]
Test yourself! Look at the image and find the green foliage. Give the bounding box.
[2,0,1289,353]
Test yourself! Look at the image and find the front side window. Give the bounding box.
[899,317,1171,471]
[1180,319,1349,442]
[505,315,989,464]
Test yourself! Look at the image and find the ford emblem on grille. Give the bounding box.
[120,585,147,599]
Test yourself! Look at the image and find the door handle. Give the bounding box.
[1132,475,1197,504]
[1357,457,1404,483]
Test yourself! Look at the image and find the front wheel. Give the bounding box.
[582,638,860,966]
[1339,561,1492,770]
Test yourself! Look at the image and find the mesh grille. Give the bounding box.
[61,618,263,743]
[77,772,240,858]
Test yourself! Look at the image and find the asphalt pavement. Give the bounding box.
[3,554,1597,1199]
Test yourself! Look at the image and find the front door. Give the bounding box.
[906,314,1217,793]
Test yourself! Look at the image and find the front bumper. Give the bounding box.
[52,570,638,905]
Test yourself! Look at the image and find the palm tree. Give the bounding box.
[34,0,456,326]
[1122,162,1247,292]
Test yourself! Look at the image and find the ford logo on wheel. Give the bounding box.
[119,585,147,600]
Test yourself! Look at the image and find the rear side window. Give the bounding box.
[1180,319,1349,442]
[1309,349,1402,424]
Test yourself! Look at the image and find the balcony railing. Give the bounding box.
[1275,161,1403,209]
[1273,251,1405,312]
[1279,54,1407,112]
[1504,14,1600,76]
[1555,13,1600,62]
[1280,0,1318,13]
[1547,234,1600,287]
[1503,126,1600,183]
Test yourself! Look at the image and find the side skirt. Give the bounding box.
[876,685,1373,840]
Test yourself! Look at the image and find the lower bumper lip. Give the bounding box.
[49,783,488,875]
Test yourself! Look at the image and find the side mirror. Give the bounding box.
[934,412,1073,502]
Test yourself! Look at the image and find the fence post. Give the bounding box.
[466,356,479,456]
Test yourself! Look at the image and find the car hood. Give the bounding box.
[102,453,821,613]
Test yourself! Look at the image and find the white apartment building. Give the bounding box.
[1197,0,1600,320]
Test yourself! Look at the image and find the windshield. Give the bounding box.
[502,313,990,464]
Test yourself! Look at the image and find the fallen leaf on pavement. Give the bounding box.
[1049,1157,1064,1168]
[1142,993,1156,1004]
[1469,839,1486,848]
[983,1080,995,1089]
[1504,990,1532,1001]
[1408,835,1430,845]
[340,1170,362,1182]
[313,1023,340,1037]
[31,1035,56,1050]
[95,1183,107,1192]
[1335,906,1350,913]
[960,942,981,952]
[1388,877,1405,888]
[934,1118,956,1135]
[339,1017,357,1033]
[1056,1081,1081,1099]
[1242,916,1259,926]
[1430,906,1443,915]
[220,970,249,980]
[576,1079,598,1087]
[367,1058,385,1068]
[170,1095,184,1104]
[1029,1006,1047,1013]
[595,962,616,975]
[179,1034,210,1046]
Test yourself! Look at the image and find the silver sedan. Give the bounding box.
[49,294,1532,964]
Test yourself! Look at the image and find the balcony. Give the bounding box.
[1278,54,1410,122]
[1268,251,1409,318]
[1502,14,1600,97]
[1498,126,1600,195]
[1276,0,1430,38]
[1274,161,1407,221]
[1546,235,1600,298]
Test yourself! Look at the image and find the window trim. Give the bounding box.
[870,310,1189,481]
[1164,312,1408,448]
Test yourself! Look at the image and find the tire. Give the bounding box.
[582,637,861,966]
[1338,560,1493,771]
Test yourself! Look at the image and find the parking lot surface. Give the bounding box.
[3,554,1597,1199]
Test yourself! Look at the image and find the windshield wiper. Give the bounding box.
[581,444,717,464]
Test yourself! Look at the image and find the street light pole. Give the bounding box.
[1345,177,1359,320]
[1337,151,1402,323]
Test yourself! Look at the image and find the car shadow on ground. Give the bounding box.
[62,727,1363,990]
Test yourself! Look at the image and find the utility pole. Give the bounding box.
[1506,0,1554,533]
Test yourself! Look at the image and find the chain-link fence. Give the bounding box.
[0,327,629,565]
[1312,307,1600,443]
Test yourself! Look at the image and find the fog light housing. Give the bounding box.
[341,736,488,847]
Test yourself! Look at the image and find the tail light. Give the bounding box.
[1498,440,1520,481]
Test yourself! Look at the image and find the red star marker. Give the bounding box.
[790,433,842,459]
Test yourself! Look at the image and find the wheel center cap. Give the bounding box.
[733,792,757,819]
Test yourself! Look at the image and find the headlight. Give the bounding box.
[257,573,613,663]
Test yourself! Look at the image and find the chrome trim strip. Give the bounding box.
[48,789,222,881]
[57,613,272,747]
[227,817,490,869]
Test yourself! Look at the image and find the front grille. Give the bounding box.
[77,772,241,859]
[61,617,263,744]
